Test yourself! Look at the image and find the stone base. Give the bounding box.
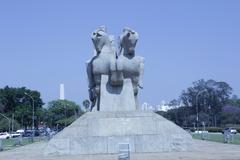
[100,75,136,111]
[45,111,194,155]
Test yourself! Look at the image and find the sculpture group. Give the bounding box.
[86,26,144,111]
[45,27,193,155]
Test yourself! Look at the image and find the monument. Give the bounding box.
[45,26,194,155]
[59,83,65,100]
[86,26,144,111]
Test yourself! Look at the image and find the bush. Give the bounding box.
[206,127,222,133]
[184,127,223,133]
[56,116,77,127]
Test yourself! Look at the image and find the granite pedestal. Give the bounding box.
[45,111,194,155]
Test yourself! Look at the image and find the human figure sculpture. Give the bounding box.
[86,26,144,111]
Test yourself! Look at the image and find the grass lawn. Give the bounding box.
[1,136,47,150]
[192,133,240,144]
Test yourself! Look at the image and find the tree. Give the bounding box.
[220,105,240,125]
[168,99,180,109]
[46,99,83,128]
[0,86,44,130]
[167,99,181,124]
[157,79,238,128]
[180,79,232,126]
[156,106,192,127]
[227,95,240,107]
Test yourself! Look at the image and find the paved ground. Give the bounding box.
[0,139,240,160]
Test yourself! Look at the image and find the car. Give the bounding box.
[222,127,237,134]
[16,129,24,134]
[22,130,40,137]
[10,132,21,138]
[194,130,208,134]
[0,132,10,139]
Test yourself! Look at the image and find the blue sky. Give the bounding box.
[0,0,240,106]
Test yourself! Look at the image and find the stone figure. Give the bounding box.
[117,27,144,106]
[86,26,144,111]
[86,26,117,111]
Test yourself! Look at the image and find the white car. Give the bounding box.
[16,129,24,134]
[228,128,237,134]
[10,132,21,138]
[0,132,10,139]
[222,127,237,134]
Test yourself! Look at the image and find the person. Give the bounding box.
[46,127,51,140]
[224,129,230,143]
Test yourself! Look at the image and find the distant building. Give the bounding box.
[141,101,172,112]
[156,101,171,112]
[141,102,149,110]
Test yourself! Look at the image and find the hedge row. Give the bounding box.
[185,127,240,133]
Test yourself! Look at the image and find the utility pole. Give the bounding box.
[12,114,14,132]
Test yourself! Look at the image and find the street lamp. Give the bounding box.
[196,89,207,133]
[24,92,35,141]
[206,85,220,127]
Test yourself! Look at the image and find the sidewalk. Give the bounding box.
[0,139,240,160]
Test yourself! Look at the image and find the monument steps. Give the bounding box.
[45,111,194,155]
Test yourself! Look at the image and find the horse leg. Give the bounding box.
[97,94,100,111]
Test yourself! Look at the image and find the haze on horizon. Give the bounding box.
[0,0,240,106]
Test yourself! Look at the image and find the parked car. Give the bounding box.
[16,129,24,134]
[222,127,237,134]
[0,132,10,139]
[194,130,208,134]
[10,132,21,138]
[22,130,40,137]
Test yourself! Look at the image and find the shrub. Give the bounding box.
[206,127,222,133]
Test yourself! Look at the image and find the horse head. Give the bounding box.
[119,27,139,57]
[91,26,113,55]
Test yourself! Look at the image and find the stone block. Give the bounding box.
[70,137,108,155]
[107,136,135,153]
[45,138,70,155]
[100,75,136,111]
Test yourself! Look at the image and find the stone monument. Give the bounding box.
[86,26,144,111]
[44,26,194,155]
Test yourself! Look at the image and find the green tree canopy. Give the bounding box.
[181,79,232,114]
[157,79,234,128]
[46,99,83,128]
[227,95,240,107]
[0,86,44,130]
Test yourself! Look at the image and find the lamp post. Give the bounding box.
[196,89,207,133]
[24,92,35,142]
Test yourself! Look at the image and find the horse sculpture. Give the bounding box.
[86,26,117,111]
[87,26,144,111]
[117,27,144,107]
